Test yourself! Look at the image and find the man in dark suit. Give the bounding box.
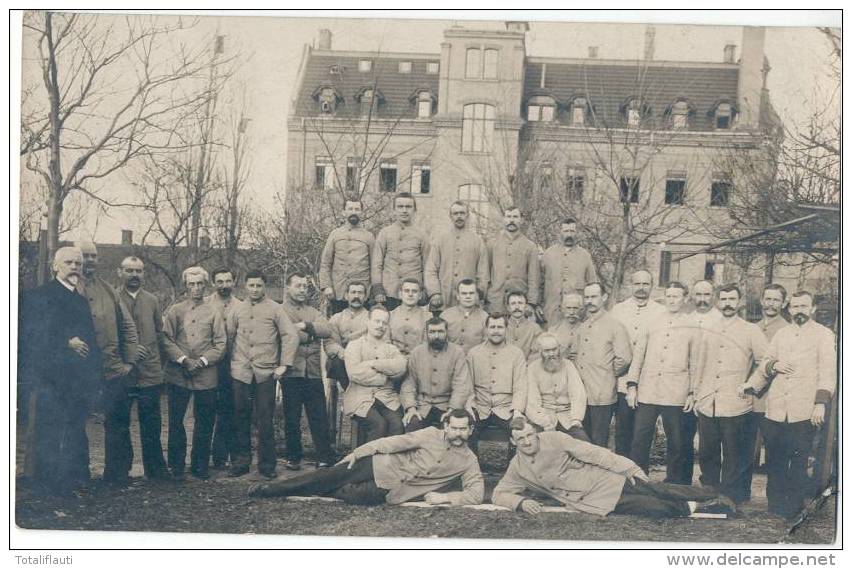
[21,247,101,495]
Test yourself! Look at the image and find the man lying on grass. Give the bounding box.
[492,419,736,518]
[249,409,483,506]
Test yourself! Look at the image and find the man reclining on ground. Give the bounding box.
[249,409,483,506]
[492,419,736,517]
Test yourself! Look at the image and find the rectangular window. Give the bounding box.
[628,109,641,127]
[572,106,585,126]
[566,167,585,201]
[417,99,432,119]
[620,176,640,204]
[665,177,686,205]
[346,158,360,194]
[358,59,372,72]
[411,162,431,194]
[483,48,499,79]
[659,251,680,284]
[398,61,412,74]
[711,180,731,206]
[462,103,495,153]
[314,157,335,190]
[528,105,541,122]
[466,48,481,79]
[427,61,439,74]
[540,106,555,122]
[379,161,398,193]
[704,254,726,285]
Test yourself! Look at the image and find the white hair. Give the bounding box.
[182,266,209,285]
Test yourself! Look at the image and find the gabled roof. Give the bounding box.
[524,59,740,131]
[292,51,440,119]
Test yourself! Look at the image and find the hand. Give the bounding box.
[273,366,288,380]
[520,499,542,515]
[137,344,150,361]
[736,384,751,399]
[68,337,90,358]
[424,492,450,505]
[402,407,423,426]
[811,403,826,428]
[336,452,358,469]
[774,360,795,375]
[682,394,695,413]
[118,363,133,377]
[626,386,638,409]
[626,468,649,485]
[323,287,335,300]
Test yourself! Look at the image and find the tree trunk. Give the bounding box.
[44,11,64,271]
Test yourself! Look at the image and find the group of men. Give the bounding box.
[21,192,835,523]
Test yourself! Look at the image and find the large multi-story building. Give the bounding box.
[286,21,821,297]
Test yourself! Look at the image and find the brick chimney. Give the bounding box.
[121,229,133,246]
[317,29,332,50]
[588,46,599,59]
[737,27,766,130]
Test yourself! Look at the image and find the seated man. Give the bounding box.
[492,420,734,518]
[249,409,484,507]
[525,333,590,442]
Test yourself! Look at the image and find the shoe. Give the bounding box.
[147,469,172,482]
[210,461,228,471]
[259,469,278,480]
[316,462,333,469]
[228,465,250,478]
[100,474,131,488]
[283,459,301,471]
[695,497,736,516]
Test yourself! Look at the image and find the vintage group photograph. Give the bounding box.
[12,9,840,548]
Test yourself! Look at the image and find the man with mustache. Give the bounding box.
[248,409,484,507]
[116,256,170,481]
[326,281,370,390]
[694,283,767,505]
[550,292,584,359]
[320,199,375,315]
[505,290,543,361]
[21,247,101,496]
[525,334,589,442]
[74,240,141,484]
[740,290,836,519]
[574,282,632,448]
[441,279,489,354]
[425,201,489,311]
[540,218,597,326]
[486,206,541,315]
[372,193,430,311]
[205,267,243,470]
[492,420,732,518]
[626,281,699,484]
[400,317,470,431]
[610,269,666,457]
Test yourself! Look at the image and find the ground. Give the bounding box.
[14,400,837,545]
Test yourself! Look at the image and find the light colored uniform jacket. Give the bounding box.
[280,296,332,379]
[371,221,429,300]
[400,342,470,415]
[574,310,632,406]
[162,299,227,390]
[343,335,407,417]
[466,342,528,420]
[610,297,666,394]
[319,224,374,300]
[525,359,587,430]
[227,296,299,384]
[486,231,541,312]
[120,288,165,388]
[539,244,596,325]
[424,226,489,307]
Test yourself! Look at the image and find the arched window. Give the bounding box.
[570,97,588,126]
[527,95,556,123]
[713,102,734,129]
[410,89,436,119]
[670,100,691,129]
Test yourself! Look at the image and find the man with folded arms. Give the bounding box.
[400,317,469,432]
[249,409,483,507]
[492,420,732,518]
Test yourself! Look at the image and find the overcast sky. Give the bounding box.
[17,11,841,244]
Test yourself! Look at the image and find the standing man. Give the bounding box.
[694,283,767,503]
[280,272,335,470]
[387,278,431,356]
[116,256,169,481]
[22,247,101,495]
[74,240,140,483]
[610,269,666,457]
[574,282,632,448]
[505,290,543,361]
[550,292,584,358]
[372,192,429,311]
[162,267,226,480]
[742,290,835,519]
[525,333,589,441]
[425,201,489,311]
[320,199,374,315]
[343,306,408,441]
[441,279,489,354]
[486,206,541,314]
[326,281,370,390]
[540,218,597,327]
[465,313,528,450]
[626,281,699,484]
[227,269,299,479]
[205,267,243,470]
[400,317,470,431]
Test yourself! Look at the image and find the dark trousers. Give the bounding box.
[469,412,512,451]
[405,407,445,432]
[32,388,92,493]
[102,379,167,479]
[167,384,217,475]
[211,364,236,467]
[555,422,592,443]
[281,377,334,463]
[761,418,816,517]
[357,400,404,442]
[251,456,387,505]
[697,412,757,503]
[630,403,690,484]
[613,479,718,518]
[330,299,348,315]
[683,410,698,483]
[232,378,277,473]
[615,392,635,457]
[583,403,616,448]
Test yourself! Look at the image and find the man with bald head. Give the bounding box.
[21,247,101,495]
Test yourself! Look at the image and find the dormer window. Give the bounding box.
[410,88,436,119]
[622,97,651,128]
[667,99,693,130]
[312,85,342,115]
[356,87,384,117]
[358,59,372,72]
[714,102,734,129]
[427,61,439,74]
[398,61,412,74]
[570,97,588,126]
[527,95,556,123]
